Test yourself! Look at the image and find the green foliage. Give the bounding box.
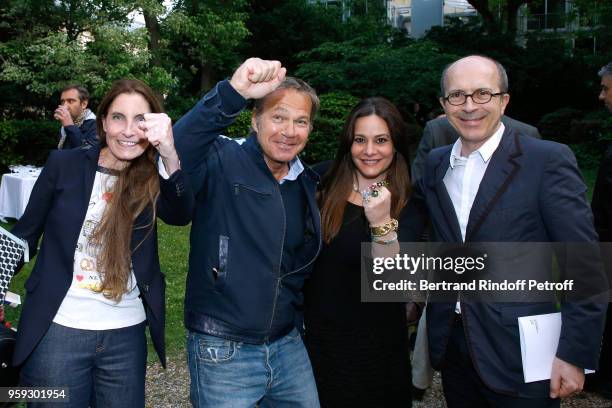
[538,108,612,170]
[296,39,459,115]
[0,119,57,167]
[570,142,603,170]
[225,110,253,138]
[0,28,174,118]
[243,0,343,71]
[0,121,22,171]
[155,221,191,358]
[538,107,585,143]
[161,0,250,104]
[317,91,360,118]
[301,92,359,165]
[11,120,60,166]
[422,19,612,128]
[571,0,612,54]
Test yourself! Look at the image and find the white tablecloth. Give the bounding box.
[0,170,40,220]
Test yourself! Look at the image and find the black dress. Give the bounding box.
[304,201,424,408]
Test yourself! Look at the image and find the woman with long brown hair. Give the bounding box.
[303,97,425,407]
[10,79,193,407]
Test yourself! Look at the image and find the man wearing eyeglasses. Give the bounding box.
[417,55,606,407]
[411,114,539,183]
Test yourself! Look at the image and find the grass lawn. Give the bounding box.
[1,164,600,362]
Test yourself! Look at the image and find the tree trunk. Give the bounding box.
[143,8,162,68]
[467,0,499,33]
[506,0,527,37]
[199,62,216,95]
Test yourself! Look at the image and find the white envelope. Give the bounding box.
[518,312,595,383]
[4,290,21,307]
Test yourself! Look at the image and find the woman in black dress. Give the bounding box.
[304,97,425,407]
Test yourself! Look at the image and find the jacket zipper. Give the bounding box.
[265,182,286,341]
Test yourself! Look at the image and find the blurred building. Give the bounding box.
[386,0,476,37]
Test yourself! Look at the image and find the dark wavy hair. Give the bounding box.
[91,79,163,301]
[319,97,412,243]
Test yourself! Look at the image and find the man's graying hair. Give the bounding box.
[439,56,509,96]
[598,63,612,78]
[253,77,320,126]
[61,84,90,102]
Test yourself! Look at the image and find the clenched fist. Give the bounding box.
[229,58,287,100]
[138,113,180,175]
[363,186,392,228]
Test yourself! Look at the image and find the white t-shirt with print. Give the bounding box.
[53,167,146,330]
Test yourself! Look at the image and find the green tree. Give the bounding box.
[296,39,458,117]
[162,0,250,96]
[243,0,342,71]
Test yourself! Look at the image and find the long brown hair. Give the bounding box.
[320,97,412,243]
[91,79,163,301]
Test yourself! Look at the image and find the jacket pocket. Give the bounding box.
[232,183,273,196]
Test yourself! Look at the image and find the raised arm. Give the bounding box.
[173,58,286,192]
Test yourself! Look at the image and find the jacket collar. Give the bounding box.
[82,144,101,207]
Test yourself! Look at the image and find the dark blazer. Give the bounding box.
[11,146,193,367]
[411,115,540,182]
[419,128,606,397]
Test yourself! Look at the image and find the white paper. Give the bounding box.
[518,312,595,383]
[4,290,20,307]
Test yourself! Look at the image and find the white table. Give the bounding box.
[0,170,40,220]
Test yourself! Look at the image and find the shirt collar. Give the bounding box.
[280,156,304,184]
[449,122,505,169]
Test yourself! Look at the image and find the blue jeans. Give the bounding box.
[20,322,147,408]
[187,328,320,408]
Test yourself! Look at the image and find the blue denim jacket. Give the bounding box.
[174,80,322,343]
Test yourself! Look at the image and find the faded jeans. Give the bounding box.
[187,328,320,408]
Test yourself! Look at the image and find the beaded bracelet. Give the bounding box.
[372,232,398,245]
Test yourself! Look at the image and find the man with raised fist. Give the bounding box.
[174,58,321,407]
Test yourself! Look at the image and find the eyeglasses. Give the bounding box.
[443,89,506,106]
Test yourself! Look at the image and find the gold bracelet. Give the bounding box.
[370,218,398,237]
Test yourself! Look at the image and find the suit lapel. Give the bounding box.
[432,148,463,242]
[465,129,522,241]
[82,146,100,217]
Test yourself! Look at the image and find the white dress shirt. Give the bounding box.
[443,123,505,313]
